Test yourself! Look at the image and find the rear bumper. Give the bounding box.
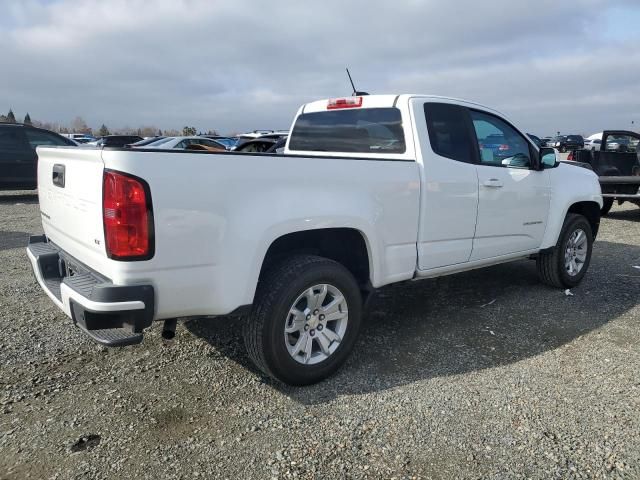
[27,235,154,346]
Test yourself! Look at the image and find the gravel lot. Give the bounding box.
[1,190,639,479]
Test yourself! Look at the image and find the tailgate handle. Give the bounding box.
[52,164,65,188]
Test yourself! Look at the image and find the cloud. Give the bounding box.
[0,0,638,135]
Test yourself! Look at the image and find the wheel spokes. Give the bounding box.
[290,333,307,356]
[285,308,306,333]
[284,283,349,365]
[322,295,344,315]
[322,328,341,343]
[316,331,331,356]
[302,334,314,364]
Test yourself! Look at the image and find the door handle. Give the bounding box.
[52,164,65,188]
[482,178,503,188]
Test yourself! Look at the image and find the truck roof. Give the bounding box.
[299,94,506,118]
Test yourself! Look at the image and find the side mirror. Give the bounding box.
[539,147,558,169]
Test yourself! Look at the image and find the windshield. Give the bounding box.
[288,107,406,153]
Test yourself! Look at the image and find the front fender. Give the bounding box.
[539,163,602,249]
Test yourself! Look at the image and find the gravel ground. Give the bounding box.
[1,190,639,480]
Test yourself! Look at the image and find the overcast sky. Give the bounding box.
[1,0,639,136]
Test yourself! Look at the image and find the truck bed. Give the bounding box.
[35,146,421,320]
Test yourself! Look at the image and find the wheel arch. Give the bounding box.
[540,199,601,249]
[255,228,374,297]
[567,201,601,238]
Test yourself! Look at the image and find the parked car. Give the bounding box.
[129,136,167,147]
[201,136,240,150]
[28,94,602,386]
[551,135,584,152]
[584,138,602,151]
[236,130,289,144]
[0,123,76,190]
[571,130,640,215]
[236,129,280,139]
[234,137,281,153]
[72,136,95,144]
[541,137,555,147]
[143,136,226,150]
[86,135,143,147]
[605,136,634,152]
[64,133,96,143]
[477,133,529,163]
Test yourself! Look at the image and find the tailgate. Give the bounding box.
[37,147,107,268]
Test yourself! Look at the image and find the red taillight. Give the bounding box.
[498,144,510,151]
[567,151,574,161]
[327,96,363,110]
[103,170,153,260]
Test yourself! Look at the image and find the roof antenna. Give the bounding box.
[346,68,369,96]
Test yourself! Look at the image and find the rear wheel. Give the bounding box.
[537,214,593,288]
[600,198,614,216]
[243,255,362,385]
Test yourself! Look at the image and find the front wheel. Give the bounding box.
[243,255,362,386]
[537,214,593,288]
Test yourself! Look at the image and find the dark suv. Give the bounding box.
[0,124,76,190]
[551,135,584,153]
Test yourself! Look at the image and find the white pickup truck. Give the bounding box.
[28,94,602,385]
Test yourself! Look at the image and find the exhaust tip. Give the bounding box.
[161,318,178,341]
[161,329,176,341]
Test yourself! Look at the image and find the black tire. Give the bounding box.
[536,214,593,288]
[600,198,614,216]
[243,255,362,386]
[560,146,566,153]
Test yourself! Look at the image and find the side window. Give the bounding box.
[604,134,639,153]
[0,129,29,151]
[174,140,187,149]
[24,129,70,148]
[423,103,474,163]
[470,110,532,168]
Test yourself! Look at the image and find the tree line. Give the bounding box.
[0,109,217,137]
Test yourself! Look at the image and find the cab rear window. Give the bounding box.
[288,108,406,153]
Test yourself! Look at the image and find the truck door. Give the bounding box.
[414,101,479,270]
[468,109,551,261]
[595,131,640,176]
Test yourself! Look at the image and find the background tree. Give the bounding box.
[140,126,159,137]
[206,129,219,136]
[98,124,110,136]
[6,109,16,123]
[157,129,163,136]
[23,113,32,125]
[71,116,92,134]
[182,126,197,136]
[33,120,60,132]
